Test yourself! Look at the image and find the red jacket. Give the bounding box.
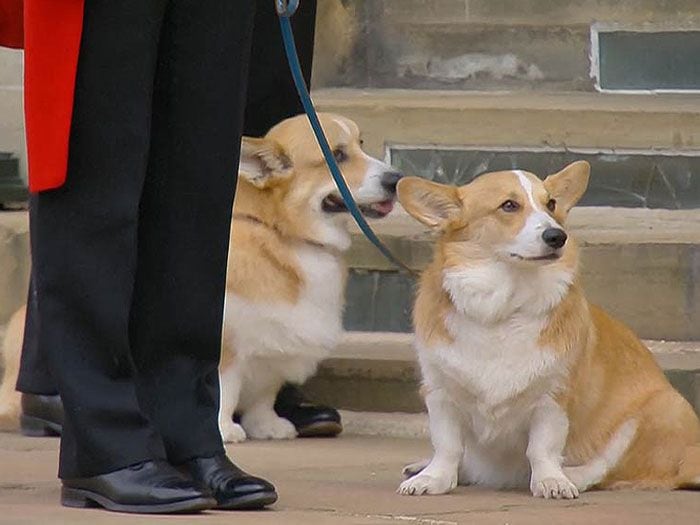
[0,0,84,191]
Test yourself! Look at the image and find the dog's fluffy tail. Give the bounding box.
[563,419,638,492]
[0,305,25,431]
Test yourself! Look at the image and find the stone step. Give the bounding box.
[313,89,700,159]
[303,332,700,425]
[342,206,700,340]
[375,0,700,27]
[347,21,592,92]
[314,1,700,91]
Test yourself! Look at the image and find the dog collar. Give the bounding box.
[232,213,342,256]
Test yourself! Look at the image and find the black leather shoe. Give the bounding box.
[20,394,64,437]
[274,384,342,438]
[179,454,277,510]
[61,460,215,514]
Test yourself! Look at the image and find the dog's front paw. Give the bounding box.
[220,421,247,443]
[531,475,579,500]
[243,414,297,440]
[397,472,457,496]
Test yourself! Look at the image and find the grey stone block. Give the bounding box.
[391,147,700,209]
[598,30,700,91]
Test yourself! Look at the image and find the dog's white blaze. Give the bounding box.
[515,170,541,211]
[354,152,391,203]
[332,117,353,139]
[506,170,561,259]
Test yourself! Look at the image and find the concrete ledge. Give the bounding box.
[348,206,700,270]
[377,0,700,26]
[344,206,700,341]
[303,332,700,416]
[314,89,700,158]
[340,409,429,440]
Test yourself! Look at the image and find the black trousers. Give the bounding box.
[17,0,317,479]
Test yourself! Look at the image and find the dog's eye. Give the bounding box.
[333,148,348,163]
[500,200,520,213]
[546,198,556,212]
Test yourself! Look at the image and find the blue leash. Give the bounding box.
[275,0,415,275]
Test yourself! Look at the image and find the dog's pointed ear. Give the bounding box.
[239,137,292,188]
[544,161,590,213]
[397,177,462,229]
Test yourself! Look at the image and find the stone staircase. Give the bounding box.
[304,0,700,429]
[0,0,699,435]
[299,207,700,430]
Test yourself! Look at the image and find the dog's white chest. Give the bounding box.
[420,313,565,443]
[225,245,345,360]
[293,246,346,319]
[418,315,567,488]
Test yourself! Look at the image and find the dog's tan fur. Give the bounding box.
[219,113,398,442]
[398,161,700,497]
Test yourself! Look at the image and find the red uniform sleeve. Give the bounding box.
[0,0,23,49]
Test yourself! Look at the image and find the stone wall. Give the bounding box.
[0,48,25,182]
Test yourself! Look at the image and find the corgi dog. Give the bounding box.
[396,161,700,499]
[218,113,401,442]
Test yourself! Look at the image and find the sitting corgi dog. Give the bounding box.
[397,161,700,498]
[218,113,401,442]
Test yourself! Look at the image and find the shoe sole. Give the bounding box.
[297,421,343,438]
[216,490,278,510]
[20,415,62,437]
[61,487,215,514]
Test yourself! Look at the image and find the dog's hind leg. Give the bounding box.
[563,419,638,492]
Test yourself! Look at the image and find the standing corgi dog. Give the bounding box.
[397,161,700,499]
[218,113,401,443]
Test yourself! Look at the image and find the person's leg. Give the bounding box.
[127,1,275,510]
[129,0,254,464]
[31,0,169,479]
[17,0,312,398]
[16,272,55,395]
[15,270,64,436]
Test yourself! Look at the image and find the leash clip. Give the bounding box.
[276,0,300,17]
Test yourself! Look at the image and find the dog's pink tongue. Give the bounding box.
[372,200,395,215]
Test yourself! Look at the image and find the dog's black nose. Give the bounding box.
[381,171,403,193]
[542,228,568,249]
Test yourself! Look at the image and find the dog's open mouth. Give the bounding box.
[322,193,395,219]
